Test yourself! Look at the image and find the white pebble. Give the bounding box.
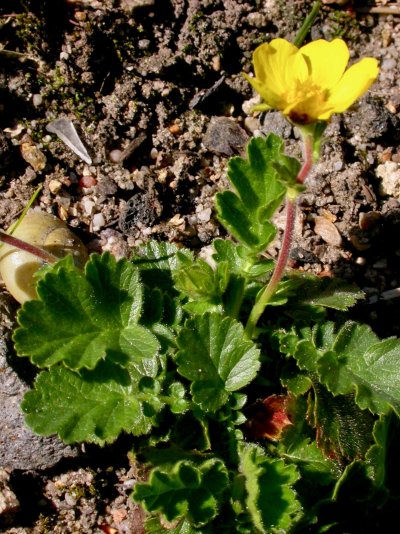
[196,208,212,222]
[32,94,43,107]
[92,212,105,230]
[376,161,400,197]
[81,197,95,216]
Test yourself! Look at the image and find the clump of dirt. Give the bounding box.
[1,0,400,531]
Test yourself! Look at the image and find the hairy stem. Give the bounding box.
[245,134,314,339]
[0,230,58,264]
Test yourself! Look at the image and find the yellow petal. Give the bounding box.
[299,39,350,89]
[327,57,379,113]
[253,39,298,95]
[243,72,284,110]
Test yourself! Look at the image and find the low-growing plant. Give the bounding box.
[2,5,399,533]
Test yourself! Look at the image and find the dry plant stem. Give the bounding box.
[0,230,58,264]
[245,134,314,339]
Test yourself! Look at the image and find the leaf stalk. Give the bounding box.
[0,230,59,264]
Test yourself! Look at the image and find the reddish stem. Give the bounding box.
[245,134,314,338]
[0,230,58,264]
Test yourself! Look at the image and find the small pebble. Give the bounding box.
[376,161,400,198]
[79,175,97,188]
[244,116,260,133]
[74,10,87,21]
[92,212,106,230]
[32,94,43,107]
[196,208,212,223]
[313,216,342,247]
[138,39,151,50]
[82,197,95,216]
[333,160,343,172]
[20,142,46,172]
[109,149,123,163]
[169,123,181,135]
[212,55,221,72]
[247,12,266,28]
[49,179,63,194]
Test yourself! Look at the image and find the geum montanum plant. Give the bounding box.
[4,17,400,534]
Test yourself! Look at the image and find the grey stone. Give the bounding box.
[203,117,249,157]
[0,338,77,471]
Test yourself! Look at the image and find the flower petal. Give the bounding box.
[253,39,298,95]
[327,57,379,113]
[243,72,285,110]
[299,39,350,89]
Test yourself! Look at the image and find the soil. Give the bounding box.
[1,0,400,532]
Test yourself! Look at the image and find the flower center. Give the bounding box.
[286,79,330,124]
[291,79,328,104]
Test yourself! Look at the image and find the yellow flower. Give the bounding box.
[244,38,379,124]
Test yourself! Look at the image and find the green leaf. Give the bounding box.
[173,259,229,305]
[14,253,159,370]
[311,461,387,534]
[215,135,297,253]
[277,397,340,485]
[308,385,374,463]
[170,413,211,451]
[366,410,400,493]
[176,313,260,412]
[133,458,229,527]
[212,239,274,278]
[285,321,400,415]
[293,276,365,311]
[133,241,193,272]
[22,359,162,444]
[238,442,302,532]
[145,516,205,534]
[167,382,190,415]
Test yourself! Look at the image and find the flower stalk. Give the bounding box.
[245,134,314,339]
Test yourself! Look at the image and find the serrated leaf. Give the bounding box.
[286,321,400,415]
[133,241,193,271]
[310,461,386,534]
[277,396,340,485]
[216,191,278,253]
[176,313,260,412]
[144,516,205,534]
[239,442,302,532]
[132,241,189,327]
[366,410,400,493]
[295,276,365,311]
[22,359,162,444]
[215,135,295,253]
[173,259,229,304]
[309,385,374,462]
[270,274,364,311]
[170,414,211,451]
[212,239,274,278]
[14,253,159,370]
[133,458,229,527]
